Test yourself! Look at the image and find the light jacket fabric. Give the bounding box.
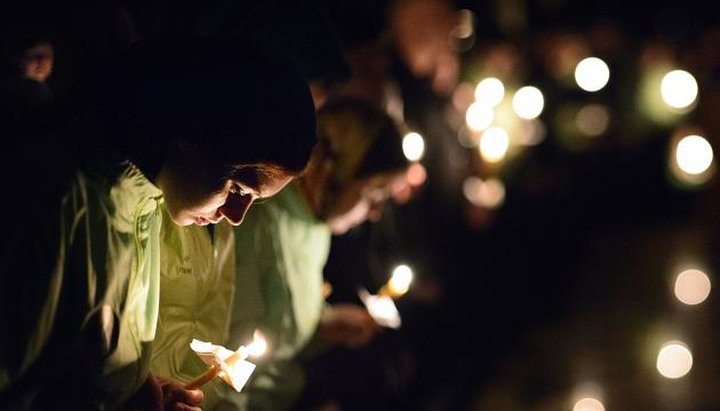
[0,151,164,410]
[216,181,330,411]
[151,208,236,407]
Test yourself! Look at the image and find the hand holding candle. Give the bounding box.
[185,330,268,392]
[359,263,414,329]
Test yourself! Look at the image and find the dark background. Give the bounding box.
[3,1,720,410]
[324,1,720,410]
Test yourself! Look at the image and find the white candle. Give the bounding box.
[358,288,402,329]
[187,339,256,392]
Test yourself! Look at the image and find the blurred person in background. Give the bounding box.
[0,36,317,411]
[0,20,55,141]
[313,0,460,99]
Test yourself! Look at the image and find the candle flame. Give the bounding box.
[246,329,268,358]
[388,265,413,296]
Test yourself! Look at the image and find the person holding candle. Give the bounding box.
[149,206,238,407]
[0,36,317,410]
[205,97,410,411]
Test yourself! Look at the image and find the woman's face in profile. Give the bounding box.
[158,155,293,227]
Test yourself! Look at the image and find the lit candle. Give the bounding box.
[186,330,267,392]
[185,346,248,390]
[377,264,413,299]
[245,329,268,358]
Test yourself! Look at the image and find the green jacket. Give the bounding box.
[0,152,164,410]
[151,208,236,407]
[216,182,330,411]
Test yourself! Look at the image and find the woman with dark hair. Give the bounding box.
[0,36,316,410]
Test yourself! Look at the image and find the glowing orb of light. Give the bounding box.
[661,70,698,109]
[575,57,610,92]
[656,341,693,379]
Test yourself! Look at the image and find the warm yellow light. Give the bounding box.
[479,126,509,163]
[246,329,268,358]
[466,101,494,131]
[462,177,505,209]
[452,9,475,39]
[573,397,605,411]
[575,104,610,137]
[656,341,693,379]
[674,269,711,305]
[474,77,505,107]
[675,134,713,175]
[661,70,698,109]
[512,86,544,119]
[402,132,425,161]
[389,264,413,295]
[575,57,610,92]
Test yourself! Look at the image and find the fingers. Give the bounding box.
[156,377,204,411]
[166,386,204,406]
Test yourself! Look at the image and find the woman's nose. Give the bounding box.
[218,194,254,226]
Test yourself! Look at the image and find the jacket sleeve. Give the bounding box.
[0,178,109,410]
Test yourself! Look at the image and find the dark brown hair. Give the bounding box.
[87,36,317,177]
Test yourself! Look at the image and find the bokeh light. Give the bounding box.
[474,77,505,107]
[466,101,494,131]
[573,397,605,411]
[479,126,510,163]
[674,269,711,305]
[402,132,426,161]
[656,341,693,379]
[462,176,506,209]
[661,70,698,110]
[452,9,475,40]
[512,86,544,119]
[575,104,610,137]
[638,64,685,126]
[575,57,610,92]
[406,162,427,186]
[675,134,713,175]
